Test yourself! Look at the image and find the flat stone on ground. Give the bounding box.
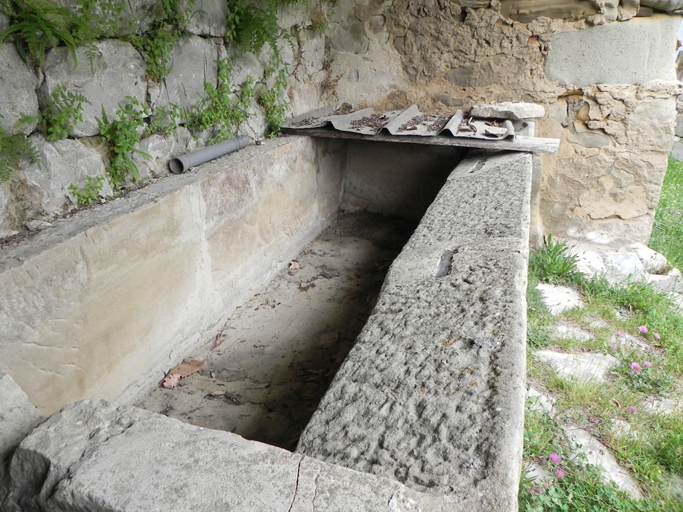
[526,387,556,417]
[535,351,620,383]
[565,427,642,499]
[642,396,683,416]
[536,284,584,316]
[551,322,593,342]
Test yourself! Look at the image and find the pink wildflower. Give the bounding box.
[549,453,561,464]
[644,361,652,368]
[659,366,664,369]
[630,362,641,373]
[654,333,661,340]
[629,406,637,413]
[529,489,536,495]
[616,330,625,337]
[639,325,648,334]
[537,488,544,494]
[555,469,565,479]
[610,345,618,351]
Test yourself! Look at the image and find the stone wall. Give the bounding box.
[0,0,327,237]
[323,1,682,244]
[1,0,681,244]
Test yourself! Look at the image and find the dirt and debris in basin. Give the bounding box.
[136,211,417,451]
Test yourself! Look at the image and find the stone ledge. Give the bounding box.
[297,151,532,511]
[4,398,455,512]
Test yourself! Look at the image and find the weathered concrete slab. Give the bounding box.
[298,151,531,510]
[0,136,344,414]
[0,371,45,509]
[4,399,444,511]
[545,14,679,86]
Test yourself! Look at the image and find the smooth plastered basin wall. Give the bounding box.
[0,136,464,415]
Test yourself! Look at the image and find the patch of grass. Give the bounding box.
[525,237,683,510]
[650,155,683,269]
[529,234,581,286]
[520,409,666,512]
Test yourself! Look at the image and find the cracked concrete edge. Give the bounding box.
[4,398,452,512]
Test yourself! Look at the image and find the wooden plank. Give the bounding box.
[499,0,598,23]
[281,127,560,154]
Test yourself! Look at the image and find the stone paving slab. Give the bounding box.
[536,284,584,316]
[535,351,620,383]
[297,151,532,510]
[565,427,642,499]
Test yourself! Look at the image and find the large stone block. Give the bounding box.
[182,0,229,37]
[0,44,40,135]
[0,371,45,509]
[5,399,434,511]
[545,14,679,86]
[0,186,12,238]
[299,152,531,510]
[41,40,147,137]
[20,136,110,216]
[53,0,162,36]
[161,36,219,111]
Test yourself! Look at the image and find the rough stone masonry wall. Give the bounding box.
[323,0,682,244]
[0,0,327,237]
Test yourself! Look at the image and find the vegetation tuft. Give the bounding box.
[96,97,150,187]
[0,114,41,183]
[650,155,683,270]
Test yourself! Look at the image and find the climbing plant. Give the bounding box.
[96,97,151,187]
[186,59,255,144]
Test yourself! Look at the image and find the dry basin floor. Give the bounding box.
[136,212,416,450]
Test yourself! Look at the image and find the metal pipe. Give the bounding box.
[168,136,251,174]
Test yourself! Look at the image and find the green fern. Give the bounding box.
[41,85,91,140]
[0,115,41,183]
[0,0,78,68]
[96,98,151,187]
[186,59,254,144]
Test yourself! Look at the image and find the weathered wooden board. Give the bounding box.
[281,127,560,154]
[500,0,599,22]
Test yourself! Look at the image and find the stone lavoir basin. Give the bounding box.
[0,135,533,511]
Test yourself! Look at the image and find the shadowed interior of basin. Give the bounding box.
[136,212,418,449]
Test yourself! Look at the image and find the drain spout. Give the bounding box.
[168,136,251,174]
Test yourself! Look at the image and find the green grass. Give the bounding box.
[650,156,683,270]
[523,231,683,511]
